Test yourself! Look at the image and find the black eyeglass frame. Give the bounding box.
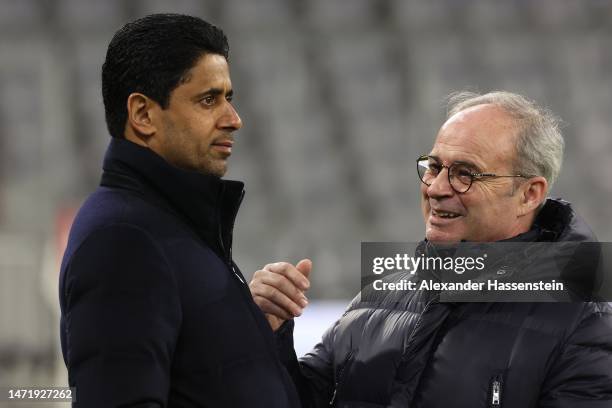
[416,154,535,194]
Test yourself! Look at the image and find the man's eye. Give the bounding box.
[456,168,472,177]
[428,163,442,173]
[226,95,233,103]
[453,166,475,184]
[201,95,215,106]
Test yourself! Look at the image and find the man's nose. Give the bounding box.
[427,168,454,198]
[218,101,243,131]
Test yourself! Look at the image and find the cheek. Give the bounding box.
[195,115,217,134]
[462,184,496,209]
[420,185,427,196]
[180,120,208,147]
[463,188,513,226]
[420,184,430,202]
[420,188,430,214]
[421,203,429,222]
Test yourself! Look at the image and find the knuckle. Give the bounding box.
[272,274,290,289]
[263,285,280,301]
[255,284,273,297]
[266,272,281,284]
[266,275,288,292]
[249,275,261,284]
[252,295,264,307]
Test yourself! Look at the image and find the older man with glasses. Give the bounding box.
[249,91,612,407]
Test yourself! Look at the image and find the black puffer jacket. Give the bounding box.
[278,199,612,407]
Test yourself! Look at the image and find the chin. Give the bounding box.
[208,168,226,178]
[425,227,462,243]
[198,162,227,177]
[214,166,228,177]
[427,236,461,244]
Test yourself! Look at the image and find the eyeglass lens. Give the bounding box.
[417,158,473,193]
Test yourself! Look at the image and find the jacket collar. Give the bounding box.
[100,138,245,260]
[533,198,597,242]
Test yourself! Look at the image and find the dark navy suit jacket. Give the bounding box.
[59,138,300,407]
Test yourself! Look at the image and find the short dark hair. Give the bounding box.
[102,13,229,138]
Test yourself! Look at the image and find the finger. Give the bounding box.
[250,282,303,317]
[253,296,294,321]
[265,262,310,290]
[259,272,308,307]
[295,259,312,280]
[256,259,312,290]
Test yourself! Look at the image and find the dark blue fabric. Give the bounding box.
[59,138,300,407]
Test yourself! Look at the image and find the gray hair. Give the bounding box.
[446,91,565,191]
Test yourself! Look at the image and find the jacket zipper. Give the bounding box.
[217,186,246,285]
[329,349,355,406]
[218,216,245,285]
[231,263,246,284]
[490,375,503,407]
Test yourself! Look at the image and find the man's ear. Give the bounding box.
[125,93,159,143]
[518,176,547,217]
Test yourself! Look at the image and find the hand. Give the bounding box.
[249,259,312,331]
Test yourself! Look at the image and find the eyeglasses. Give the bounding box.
[416,155,534,194]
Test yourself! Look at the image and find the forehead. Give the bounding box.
[430,104,518,170]
[175,53,231,94]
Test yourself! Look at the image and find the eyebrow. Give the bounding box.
[193,88,233,101]
[428,155,483,172]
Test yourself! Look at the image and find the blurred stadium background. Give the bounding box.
[1,0,612,403]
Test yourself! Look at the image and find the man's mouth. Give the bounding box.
[211,140,233,154]
[431,209,462,219]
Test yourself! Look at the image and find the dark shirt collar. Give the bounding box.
[100,138,245,260]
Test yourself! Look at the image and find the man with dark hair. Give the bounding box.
[250,91,612,406]
[59,14,301,407]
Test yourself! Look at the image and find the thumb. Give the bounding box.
[296,258,312,280]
